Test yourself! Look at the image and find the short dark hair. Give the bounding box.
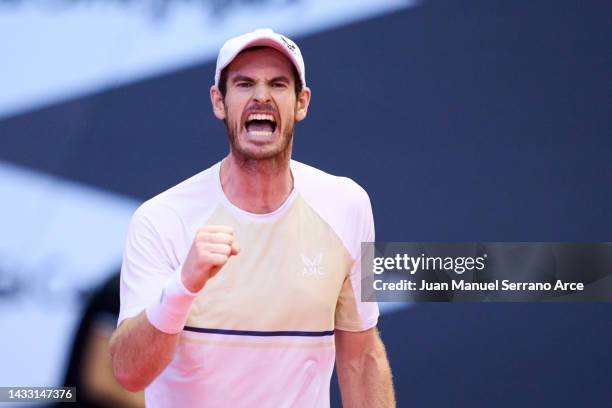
[218,46,303,98]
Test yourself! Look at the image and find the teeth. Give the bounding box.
[249,130,273,137]
[247,113,275,122]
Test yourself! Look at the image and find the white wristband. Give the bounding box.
[146,269,198,334]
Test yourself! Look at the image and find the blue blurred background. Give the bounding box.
[1,0,611,406]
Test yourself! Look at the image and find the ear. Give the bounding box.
[295,86,311,122]
[210,85,226,120]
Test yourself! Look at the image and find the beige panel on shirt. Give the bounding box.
[186,193,354,333]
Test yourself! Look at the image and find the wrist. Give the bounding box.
[180,266,207,293]
[146,269,198,334]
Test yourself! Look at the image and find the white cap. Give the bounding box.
[214,28,306,88]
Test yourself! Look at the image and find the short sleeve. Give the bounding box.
[117,204,180,325]
[334,188,380,331]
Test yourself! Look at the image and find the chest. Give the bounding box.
[183,203,353,331]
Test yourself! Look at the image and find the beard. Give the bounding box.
[224,104,295,164]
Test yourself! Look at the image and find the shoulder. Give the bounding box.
[291,160,371,210]
[291,160,374,258]
[131,163,220,231]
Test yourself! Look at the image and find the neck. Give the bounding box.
[220,152,294,214]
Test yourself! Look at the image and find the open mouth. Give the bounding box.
[244,113,277,137]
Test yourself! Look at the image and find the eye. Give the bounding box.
[236,82,252,88]
[272,82,288,88]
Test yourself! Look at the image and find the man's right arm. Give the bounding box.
[110,225,239,391]
[109,312,180,392]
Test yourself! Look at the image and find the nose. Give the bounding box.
[252,82,271,103]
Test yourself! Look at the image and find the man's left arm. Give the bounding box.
[335,327,395,408]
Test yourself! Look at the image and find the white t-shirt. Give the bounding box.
[119,159,379,408]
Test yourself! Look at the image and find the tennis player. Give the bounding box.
[110,28,395,407]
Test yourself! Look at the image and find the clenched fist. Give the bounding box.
[181,225,240,293]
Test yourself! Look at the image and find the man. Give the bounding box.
[110,28,395,407]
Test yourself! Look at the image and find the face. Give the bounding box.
[210,47,311,161]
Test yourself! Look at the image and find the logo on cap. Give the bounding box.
[280,36,297,54]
